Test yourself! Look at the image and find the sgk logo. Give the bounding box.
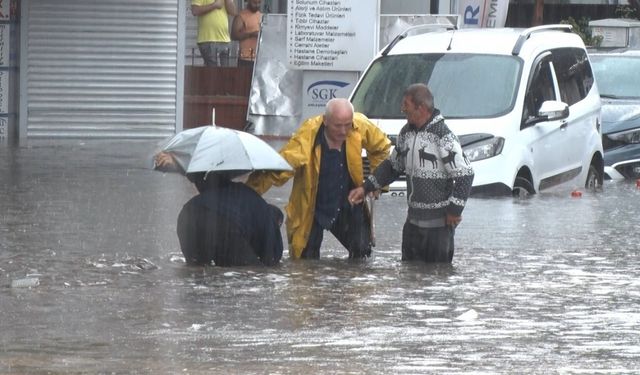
[306,80,350,102]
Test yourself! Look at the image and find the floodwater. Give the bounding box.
[1,140,639,374]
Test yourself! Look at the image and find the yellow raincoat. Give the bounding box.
[246,112,391,259]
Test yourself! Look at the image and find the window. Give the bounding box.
[590,54,640,99]
[522,58,556,126]
[551,48,594,106]
[351,53,522,120]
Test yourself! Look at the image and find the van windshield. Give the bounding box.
[351,53,522,119]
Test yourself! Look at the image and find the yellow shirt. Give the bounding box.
[192,0,231,43]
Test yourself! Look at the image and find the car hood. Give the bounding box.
[601,99,640,134]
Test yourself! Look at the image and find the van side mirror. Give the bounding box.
[538,100,569,121]
[525,100,570,127]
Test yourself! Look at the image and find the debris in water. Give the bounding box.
[11,277,40,288]
[456,309,478,321]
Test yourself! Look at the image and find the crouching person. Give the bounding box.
[177,171,284,266]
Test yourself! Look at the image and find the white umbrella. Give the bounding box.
[156,125,292,174]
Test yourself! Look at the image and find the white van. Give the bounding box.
[351,25,604,196]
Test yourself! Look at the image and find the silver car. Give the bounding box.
[590,49,640,180]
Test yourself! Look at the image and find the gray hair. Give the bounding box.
[404,83,434,112]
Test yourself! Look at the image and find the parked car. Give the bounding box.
[351,24,604,196]
[589,49,640,180]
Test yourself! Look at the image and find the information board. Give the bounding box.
[0,0,16,143]
[301,70,358,120]
[0,23,7,67]
[287,0,378,71]
[0,0,8,21]
[0,70,6,113]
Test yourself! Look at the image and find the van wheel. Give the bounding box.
[585,165,602,192]
[512,177,535,198]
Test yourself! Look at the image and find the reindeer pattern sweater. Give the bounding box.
[364,110,475,225]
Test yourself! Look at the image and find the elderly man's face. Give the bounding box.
[323,108,353,146]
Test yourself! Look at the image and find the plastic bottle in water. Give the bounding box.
[10,277,40,288]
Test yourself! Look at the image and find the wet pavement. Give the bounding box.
[1,139,640,374]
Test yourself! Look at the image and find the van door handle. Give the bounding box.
[559,121,568,130]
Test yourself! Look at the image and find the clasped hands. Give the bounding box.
[347,186,463,228]
[348,186,379,206]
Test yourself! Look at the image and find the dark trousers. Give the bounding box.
[401,221,455,263]
[301,203,372,259]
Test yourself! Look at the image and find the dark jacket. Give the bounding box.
[177,177,283,266]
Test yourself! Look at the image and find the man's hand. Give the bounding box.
[446,213,462,228]
[224,0,237,16]
[348,187,365,206]
[191,0,223,16]
[154,152,177,170]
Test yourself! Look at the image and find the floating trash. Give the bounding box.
[188,323,205,332]
[11,277,40,288]
[135,258,158,270]
[456,309,478,321]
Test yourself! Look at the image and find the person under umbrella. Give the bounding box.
[176,171,284,266]
[153,126,290,267]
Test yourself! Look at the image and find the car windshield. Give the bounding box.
[590,55,640,99]
[351,53,522,119]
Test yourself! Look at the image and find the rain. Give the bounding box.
[1,139,640,374]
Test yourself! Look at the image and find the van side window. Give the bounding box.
[551,48,594,106]
[522,60,555,127]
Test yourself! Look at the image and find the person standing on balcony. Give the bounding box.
[231,0,262,68]
[192,0,237,67]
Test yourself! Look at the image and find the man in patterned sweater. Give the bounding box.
[348,83,474,263]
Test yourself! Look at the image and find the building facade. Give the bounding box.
[6,0,624,143]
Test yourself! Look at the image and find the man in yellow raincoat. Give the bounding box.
[246,98,391,260]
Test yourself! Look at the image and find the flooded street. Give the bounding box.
[1,140,640,374]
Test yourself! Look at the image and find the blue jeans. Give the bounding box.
[197,42,230,67]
